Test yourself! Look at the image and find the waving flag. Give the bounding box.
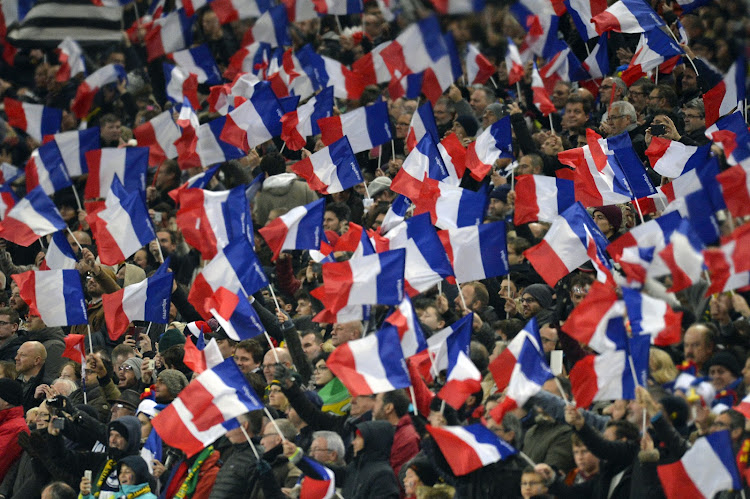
[570,335,650,408]
[621,29,683,85]
[717,165,750,218]
[646,138,711,178]
[71,64,127,118]
[562,281,627,353]
[662,186,721,246]
[439,350,482,409]
[62,333,87,364]
[312,222,374,263]
[380,194,411,235]
[705,112,750,166]
[152,358,264,457]
[437,221,508,283]
[221,83,283,150]
[427,424,517,476]
[189,237,269,319]
[4,98,61,142]
[327,323,410,396]
[164,62,199,108]
[414,178,486,230]
[40,231,77,270]
[145,8,192,62]
[0,163,21,184]
[291,137,363,195]
[258,198,325,260]
[318,101,392,153]
[55,37,86,81]
[87,177,156,266]
[205,287,265,341]
[425,313,472,381]
[617,245,655,285]
[437,133,467,185]
[12,269,88,326]
[371,213,454,296]
[491,335,554,423]
[296,45,364,100]
[0,184,17,220]
[299,456,336,499]
[514,175,575,225]
[25,146,72,196]
[465,43,496,85]
[539,45,590,94]
[384,296,428,358]
[379,16,448,80]
[607,132,657,199]
[525,202,610,287]
[622,288,682,346]
[241,5,289,47]
[659,219,705,292]
[488,317,544,391]
[591,0,665,35]
[703,225,750,295]
[607,211,682,261]
[564,0,607,40]
[196,117,247,167]
[133,110,180,166]
[141,429,163,475]
[45,128,100,177]
[392,134,447,200]
[184,331,226,374]
[658,431,741,499]
[84,147,149,200]
[171,44,222,85]
[581,35,609,79]
[225,41,273,80]
[505,37,525,85]
[102,259,173,339]
[169,165,220,203]
[531,61,556,116]
[0,186,66,246]
[703,57,746,127]
[465,116,513,181]
[319,249,405,312]
[281,86,334,151]
[406,102,439,152]
[175,186,253,260]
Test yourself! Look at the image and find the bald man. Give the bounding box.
[262,347,293,384]
[15,341,52,411]
[330,321,363,347]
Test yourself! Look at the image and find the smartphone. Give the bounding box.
[153,212,162,223]
[84,470,92,481]
[651,124,666,136]
[148,359,156,371]
[52,417,64,430]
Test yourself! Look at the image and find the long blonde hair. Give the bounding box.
[650,348,679,384]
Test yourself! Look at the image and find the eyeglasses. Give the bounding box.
[629,90,646,96]
[261,432,277,438]
[520,297,537,304]
[119,365,133,371]
[608,115,626,120]
[684,114,704,119]
[600,85,613,90]
[310,447,331,454]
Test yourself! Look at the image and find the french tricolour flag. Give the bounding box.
[56,37,86,82]
[426,313,472,378]
[281,86,334,151]
[220,83,283,151]
[717,164,750,218]
[318,100,392,154]
[169,164,220,203]
[569,335,650,408]
[658,431,741,499]
[606,210,682,261]
[296,45,364,100]
[539,45,590,95]
[189,237,269,319]
[581,35,609,79]
[12,269,88,327]
[326,323,411,396]
[621,28,683,86]
[505,37,525,86]
[488,317,543,391]
[133,110,180,166]
[282,0,318,22]
[25,145,72,196]
[241,5,290,48]
[564,0,607,40]
[196,117,247,168]
[84,147,149,200]
[205,287,265,341]
[320,249,406,313]
[299,456,336,499]
[384,296,427,358]
[258,198,325,260]
[414,178,487,230]
[703,57,746,127]
[164,62,199,109]
[102,259,173,339]
[45,128,100,177]
[465,116,514,181]
[561,281,627,353]
[705,111,750,166]
[311,0,362,13]
[145,8,193,62]
[71,64,127,118]
[175,186,253,260]
[86,177,156,266]
[0,184,16,220]
[152,358,264,457]
[490,334,554,423]
[438,221,509,283]
[291,137,363,195]
[514,174,575,225]
[370,213,454,296]
[4,98,62,142]
[40,231,78,270]
[466,43,496,85]
[171,44,222,85]
[225,41,273,80]
[703,225,750,295]
[0,163,21,184]
[591,0,665,35]
[622,287,683,346]
[380,16,448,80]
[659,219,705,293]
[406,102,439,152]
[531,61,556,117]
[438,350,482,409]
[0,186,66,246]
[645,137,711,178]
[426,424,518,476]
[437,133,467,186]
[391,133,448,200]
[524,202,610,288]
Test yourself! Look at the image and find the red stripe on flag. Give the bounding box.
[717,165,750,218]
[0,216,44,247]
[524,239,573,288]
[426,425,486,476]
[152,404,207,457]
[657,459,706,498]
[569,355,599,408]
[102,288,129,340]
[514,175,541,225]
[327,343,374,396]
[320,260,355,313]
[133,121,167,166]
[317,116,345,146]
[182,380,226,431]
[84,150,103,199]
[291,157,330,194]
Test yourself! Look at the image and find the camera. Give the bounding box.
[651,124,667,137]
[52,417,65,431]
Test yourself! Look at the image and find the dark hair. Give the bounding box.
[722,409,746,432]
[631,78,656,94]
[383,389,411,418]
[566,94,592,114]
[260,152,286,177]
[99,113,121,126]
[606,419,640,442]
[0,307,19,324]
[244,372,266,401]
[325,202,351,224]
[654,84,678,109]
[236,339,264,364]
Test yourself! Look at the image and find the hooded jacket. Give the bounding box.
[253,173,318,227]
[338,420,400,499]
[0,406,28,484]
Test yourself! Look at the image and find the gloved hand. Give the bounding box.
[273,364,295,389]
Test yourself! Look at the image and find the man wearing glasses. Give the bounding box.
[0,307,21,362]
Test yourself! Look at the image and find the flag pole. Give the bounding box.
[548,114,554,132]
[408,386,418,415]
[519,452,536,467]
[38,237,45,250]
[86,323,94,357]
[377,146,382,171]
[439,398,446,415]
[267,283,282,314]
[71,187,84,212]
[263,407,287,441]
[391,139,395,159]
[153,238,165,263]
[66,227,84,253]
[632,197,646,225]
[516,82,522,101]
[279,142,286,155]
[554,377,570,405]
[334,16,343,34]
[240,424,261,460]
[456,281,468,312]
[489,76,498,89]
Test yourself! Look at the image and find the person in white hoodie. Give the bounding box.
[253,152,319,227]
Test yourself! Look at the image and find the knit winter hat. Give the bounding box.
[0,378,22,406]
[523,284,554,310]
[157,369,189,397]
[593,205,623,232]
[122,357,143,381]
[455,115,479,137]
[158,328,186,352]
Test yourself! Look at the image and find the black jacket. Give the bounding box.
[209,441,259,499]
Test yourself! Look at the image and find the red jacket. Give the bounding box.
[390,414,421,478]
[0,406,29,483]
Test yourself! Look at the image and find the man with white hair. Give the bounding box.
[601,101,647,161]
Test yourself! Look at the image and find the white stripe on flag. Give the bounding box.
[443,426,501,465]
[35,270,67,324]
[122,280,148,323]
[683,437,735,498]
[348,254,382,304]
[350,335,395,393]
